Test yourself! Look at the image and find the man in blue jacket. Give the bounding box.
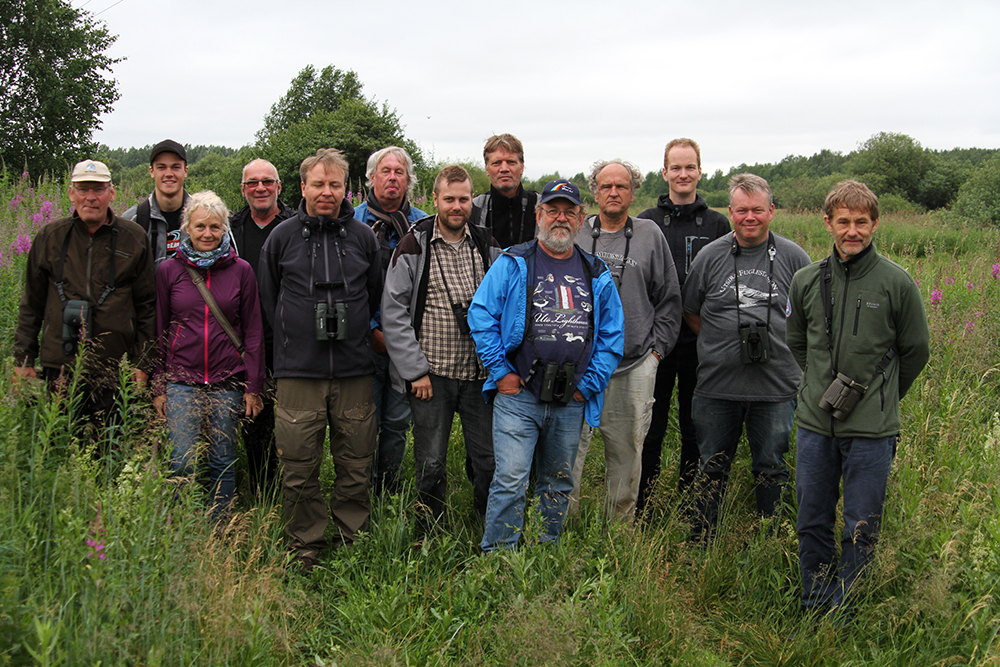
[354,146,428,495]
[470,179,625,551]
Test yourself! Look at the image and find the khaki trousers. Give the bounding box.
[571,351,658,520]
[275,376,376,557]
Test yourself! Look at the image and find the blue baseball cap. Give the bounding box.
[539,179,582,206]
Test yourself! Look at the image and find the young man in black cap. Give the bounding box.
[123,139,191,264]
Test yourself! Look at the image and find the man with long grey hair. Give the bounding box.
[353,146,428,496]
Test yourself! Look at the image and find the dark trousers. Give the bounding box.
[796,427,897,612]
[242,376,278,499]
[42,366,119,428]
[638,338,699,512]
[408,375,494,524]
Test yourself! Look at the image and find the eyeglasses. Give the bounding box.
[540,206,580,220]
[72,184,111,194]
[242,179,278,188]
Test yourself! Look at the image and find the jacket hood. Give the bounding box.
[502,239,609,277]
[295,197,357,226]
[655,193,710,217]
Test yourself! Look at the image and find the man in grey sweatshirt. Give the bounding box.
[571,160,682,520]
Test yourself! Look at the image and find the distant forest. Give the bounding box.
[96,132,1000,225]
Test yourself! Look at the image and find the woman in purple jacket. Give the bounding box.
[153,191,264,519]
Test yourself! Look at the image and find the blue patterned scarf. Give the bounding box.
[179,233,231,268]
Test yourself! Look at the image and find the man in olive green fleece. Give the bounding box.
[786,180,929,616]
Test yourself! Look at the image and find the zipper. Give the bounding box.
[86,236,94,301]
[831,264,851,435]
[203,270,210,384]
[852,297,861,336]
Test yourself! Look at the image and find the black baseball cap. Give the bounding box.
[150,139,187,164]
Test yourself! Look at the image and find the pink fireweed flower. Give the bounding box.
[966,321,975,332]
[86,508,106,560]
[8,194,23,211]
[945,276,955,285]
[967,282,975,290]
[14,234,30,255]
[930,289,942,306]
[992,263,999,280]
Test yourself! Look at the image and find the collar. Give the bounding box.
[832,241,879,278]
[431,219,472,244]
[489,183,525,201]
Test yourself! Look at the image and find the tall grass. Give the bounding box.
[2,173,999,665]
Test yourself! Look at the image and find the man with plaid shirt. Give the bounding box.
[382,165,501,530]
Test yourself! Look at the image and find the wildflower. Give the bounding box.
[945,276,955,285]
[8,194,23,211]
[86,508,106,560]
[915,279,920,286]
[930,289,942,306]
[966,321,975,332]
[967,282,975,290]
[992,263,999,280]
[15,234,30,255]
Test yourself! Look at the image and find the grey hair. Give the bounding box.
[728,173,773,206]
[587,159,643,197]
[181,190,230,233]
[241,158,280,183]
[365,146,418,199]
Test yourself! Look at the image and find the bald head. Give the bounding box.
[241,158,283,220]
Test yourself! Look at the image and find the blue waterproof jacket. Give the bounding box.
[469,240,625,427]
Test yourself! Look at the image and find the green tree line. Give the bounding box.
[635,132,1000,223]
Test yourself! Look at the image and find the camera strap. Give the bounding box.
[184,265,245,356]
[54,221,118,307]
[590,215,633,289]
[732,232,774,334]
[820,254,897,384]
[484,193,530,245]
[432,235,479,311]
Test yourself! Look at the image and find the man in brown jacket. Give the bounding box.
[13,159,156,424]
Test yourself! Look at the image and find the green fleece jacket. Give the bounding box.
[786,243,929,438]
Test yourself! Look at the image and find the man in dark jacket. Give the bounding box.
[258,148,381,571]
[637,138,730,513]
[470,134,538,248]
[787,180,929,616]
[381,165,500,530]
[229,158,295,499]
[13,160,156,425]
[122,139,191,264]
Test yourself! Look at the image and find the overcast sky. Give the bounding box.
[81,0,1000,181]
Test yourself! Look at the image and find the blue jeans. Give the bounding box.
[408,375,494,523]
[796,426,897,611]
[691,396,795,532]
[166,383,241,518]
[371,353,412,494]
[481,390,585,551]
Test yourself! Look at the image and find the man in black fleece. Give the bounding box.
[637,138,730,513]
[470,134,538,248]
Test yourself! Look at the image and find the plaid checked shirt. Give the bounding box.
[419,222,486,381]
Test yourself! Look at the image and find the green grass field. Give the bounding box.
[1,175,999,665]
